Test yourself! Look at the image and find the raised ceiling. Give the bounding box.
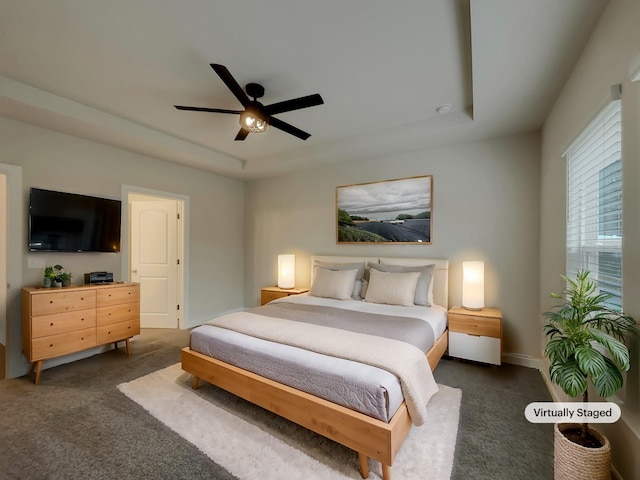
[0,0,607,179]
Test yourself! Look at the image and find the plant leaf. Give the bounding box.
[574,346,607,376]
[591,357,624,398]
[550,359,587,398]
[589,329,631,370]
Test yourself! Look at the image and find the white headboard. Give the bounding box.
[311,255,449,308]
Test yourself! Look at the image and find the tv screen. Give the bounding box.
[28,188,122,252]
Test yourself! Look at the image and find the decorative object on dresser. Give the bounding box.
[42,264,71,288]
[42,265,55,288]
[22,282,140,384]
[448,306,502,365]
[84,271,114,284]
[260,286,309,306]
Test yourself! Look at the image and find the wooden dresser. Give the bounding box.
[22,282,140,384]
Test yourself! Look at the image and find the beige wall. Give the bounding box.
[540,0,640,478]
[245,132,541,362]
[0,116,245,378]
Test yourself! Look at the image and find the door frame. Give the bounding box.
[0,163,23,378]
[121,185,188,329]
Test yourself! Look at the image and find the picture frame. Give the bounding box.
[336,175,432,244]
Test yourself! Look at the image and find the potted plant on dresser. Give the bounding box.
[45,264,70,288]
[42,266,55,288]
[543,270,638,480]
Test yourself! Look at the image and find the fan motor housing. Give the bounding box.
[245,82,265,99]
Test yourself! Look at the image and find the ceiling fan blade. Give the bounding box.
[235,128,250,141]
[264,94,324,116]
[210,64,250,107]
[268,117,311,140]
[174,105,242,114]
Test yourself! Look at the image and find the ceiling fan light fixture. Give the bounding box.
[240,110,269,133]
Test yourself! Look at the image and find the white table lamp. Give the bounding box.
[278,254,296,289]
[462,261,484,310]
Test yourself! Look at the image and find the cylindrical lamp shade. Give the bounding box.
[462,261,484,310]
[277,254,296,289]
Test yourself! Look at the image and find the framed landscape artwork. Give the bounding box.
[336,175,433,244]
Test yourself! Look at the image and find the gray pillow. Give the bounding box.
[368,262,435,306]
[313,261,366,299]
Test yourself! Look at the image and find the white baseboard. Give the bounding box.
[502,352,541,369]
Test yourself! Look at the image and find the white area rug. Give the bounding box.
[118,363,461,480]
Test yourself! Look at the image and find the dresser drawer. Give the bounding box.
[449,331,501,365]
[97,302,140,326]
[31,309,96,338]
[97,319,140,344]
[97,285,140,307]
[31,290,97,316]
[31,327,97,361]
[448,313,501,338]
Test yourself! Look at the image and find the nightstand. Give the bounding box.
[447,306,502,365]
[260,286,309,306]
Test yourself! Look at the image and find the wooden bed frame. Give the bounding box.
[182,256,449,480]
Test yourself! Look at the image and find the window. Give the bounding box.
[565,100,622,310]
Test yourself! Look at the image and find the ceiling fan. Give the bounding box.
[174,64,324,141]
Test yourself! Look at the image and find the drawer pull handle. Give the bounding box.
[49,344,53,347]
[81,337,84,340]
[49,301,54,304]
[50,322,54,326]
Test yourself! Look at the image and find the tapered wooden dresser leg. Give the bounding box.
[34,361,43,385]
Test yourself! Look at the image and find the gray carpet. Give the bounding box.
[434,358,554,479]
[0,329,553,479]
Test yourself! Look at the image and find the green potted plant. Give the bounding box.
[544,270,638,480]
[42,266,55,288]
[59,271,72,287]
[51,264,66,288]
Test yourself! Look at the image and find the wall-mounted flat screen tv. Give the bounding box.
[28,188,122,252]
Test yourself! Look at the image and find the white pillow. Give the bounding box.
[364,269,421,307]
[369,262,435,306]
[309,267,358,300]
[313,260,366,299]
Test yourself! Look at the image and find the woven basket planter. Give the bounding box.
[554,423,611,480]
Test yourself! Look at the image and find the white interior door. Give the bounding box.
[131,200,178,328]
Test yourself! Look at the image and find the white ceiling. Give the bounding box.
[0,0,607,180]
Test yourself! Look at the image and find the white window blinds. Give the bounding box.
[565,100,622,309]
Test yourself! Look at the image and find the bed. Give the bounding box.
[181,256,449,480]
